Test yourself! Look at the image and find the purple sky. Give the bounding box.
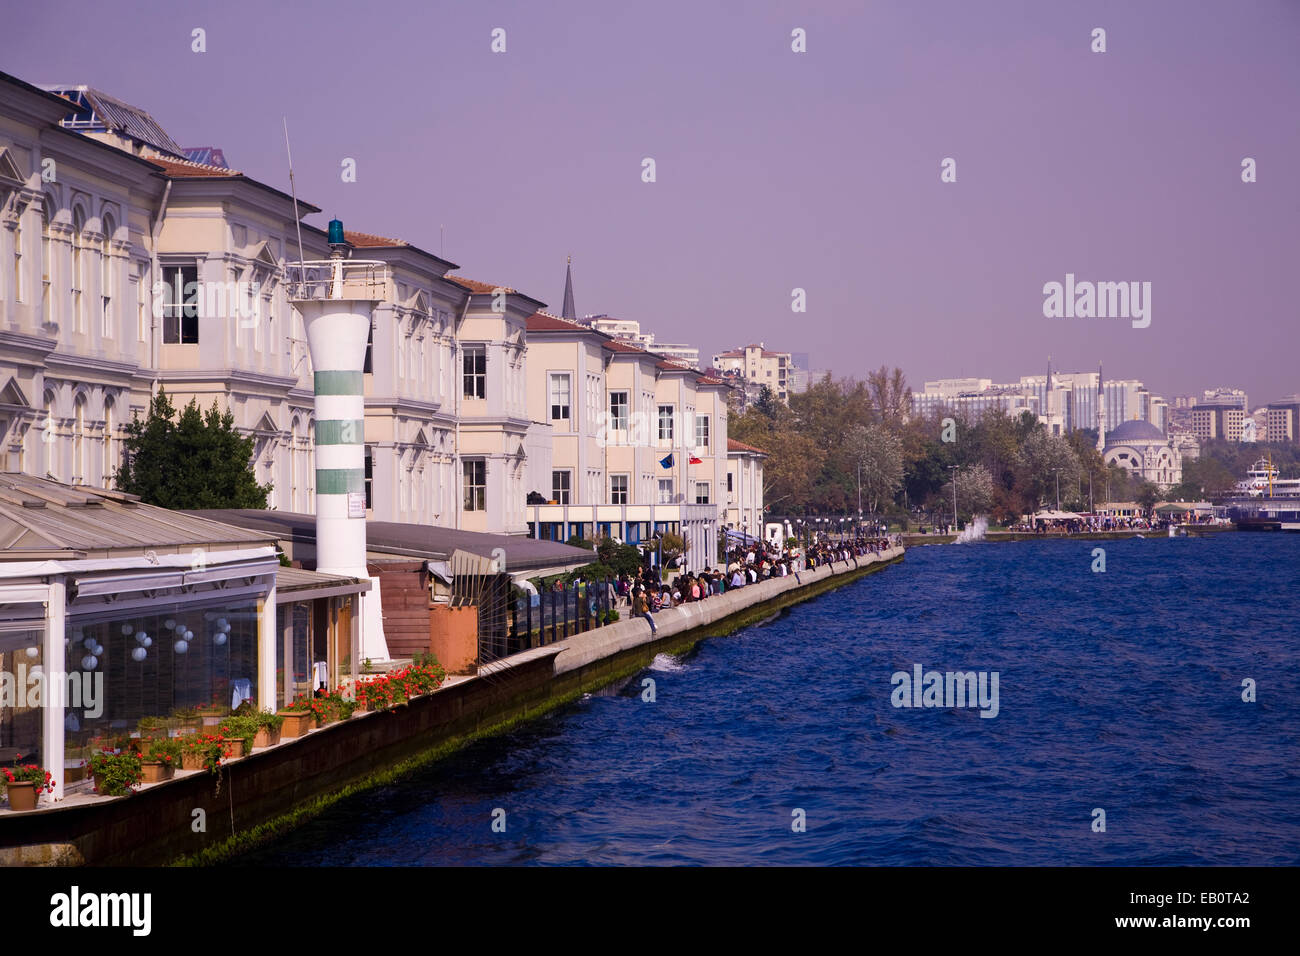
[7,0,1298,404]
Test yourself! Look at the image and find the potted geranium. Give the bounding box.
[3,757,55,811]
[251,710,284,749]
[86,749,143,796]
[217,715,258,758]
[180,734,230,773]
[278,696,315,738]
[141,738,182,783]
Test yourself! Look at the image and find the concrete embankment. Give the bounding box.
[0,546,903,867]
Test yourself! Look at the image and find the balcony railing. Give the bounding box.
[286,259,389,301]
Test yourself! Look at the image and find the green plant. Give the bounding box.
[171,705,200,720]
[180,734,230,774]
[218,714,258,747]
[86,750,143,796]
[603,608,620,625]
[144,737,182,765]
[254,710,285,733]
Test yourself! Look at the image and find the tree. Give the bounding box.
[1134,479,1162,511]
[1016,428,1080,507]
[867,365,912,428]
[116,386,272,509]
[944,463,995,519]
[846,421,903,513]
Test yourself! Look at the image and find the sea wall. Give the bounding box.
[0,547,903,867]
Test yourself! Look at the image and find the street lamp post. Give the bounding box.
[1054,468,1061,512]
[948,464,959,533]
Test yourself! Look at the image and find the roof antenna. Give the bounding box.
[282,117,307,268]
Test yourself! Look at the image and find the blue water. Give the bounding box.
[241,535,1300,865]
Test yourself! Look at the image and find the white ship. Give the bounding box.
[1232,458,1300,498]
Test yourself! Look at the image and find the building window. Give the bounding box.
[657,478,673,504]
[727,472,734,492]
[363,321,373,374]
[161,264,199,344]
[658,404,674,442]
[463,345,486,399]
[364,447,374,509]
[136,261,149,341]
[41,198,53,326]
[695,481,711,505]
[101,215,114,337]
[610,474,628,505]
[463,459,485,511]
[549,373,571,423]
[71,207,85,331]
[103,397,114,480]
[73,396,86,483]
[695,414,709,449]
[551,470,571,504]
[609,391,629,431]
[12,208,21,303]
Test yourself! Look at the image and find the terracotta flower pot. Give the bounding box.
[181,752,205,771]
[223,738,248,758]
[278,711,313,738]
[252,726,281,749]
[6,781,37,811]
[141,761,175,784]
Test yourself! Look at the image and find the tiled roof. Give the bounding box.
[728,438,769,455]
[343,229,409,249]
[446,275,517,294]
[149,156,237,178]
[525,311,587,332]
[602,339,652,355]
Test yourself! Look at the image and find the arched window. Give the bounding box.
[43,391,57,480]
[12,202,22,304]
[71,206,86,332]
[40,197,54,326]
[101,213,115,338]
[73,394,86,482]
[103,395,115,483]
[290,416,301,509]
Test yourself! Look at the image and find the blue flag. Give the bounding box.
[659,453,674,469]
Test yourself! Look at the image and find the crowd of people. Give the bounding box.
[614,534,899,633]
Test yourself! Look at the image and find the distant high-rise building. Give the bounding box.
[712,343,793,403]
[1265,396,1300,445]
[914,362,1166,437]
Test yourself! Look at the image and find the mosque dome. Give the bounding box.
[1105,419,1166,446]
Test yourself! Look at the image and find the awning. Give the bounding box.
[1032,510,1082,521]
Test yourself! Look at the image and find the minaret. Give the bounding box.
[291,218,389,661]
[1095,362,1106,452]
[561,255,577,321]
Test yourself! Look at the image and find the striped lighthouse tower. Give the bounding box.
[292,219,389,660]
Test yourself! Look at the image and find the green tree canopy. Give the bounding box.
[115,387,271,510]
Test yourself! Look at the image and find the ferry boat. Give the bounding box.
[1233,458,1300,497]
[1225,457,1300,530]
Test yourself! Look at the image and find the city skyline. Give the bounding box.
[4,0,1294,404]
